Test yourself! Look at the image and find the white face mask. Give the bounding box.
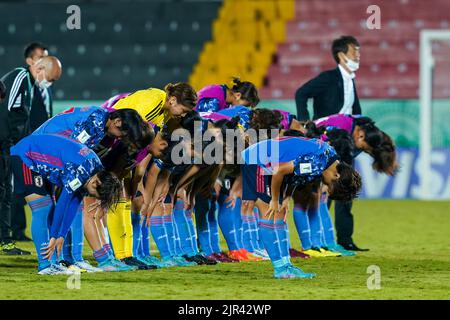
[344,55,359,72]
[36,73,52,90]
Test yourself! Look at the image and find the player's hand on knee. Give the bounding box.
[266,200,279,220]
[41,237,57,260]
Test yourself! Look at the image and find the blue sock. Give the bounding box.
[103,243,113,258]
[165,212,183,256]
[173,200,197,256]
[185,208,199,254]
[293,205,312,250]
[275,219,291,266]
[253,208,264,250]
[61,229,74,264]
[208,198,221,253]
[319,195,336,247]
[93,247,109,264]
[194,197,213,256]
[258,219,284,269]
[241,214,256,252]
[141,216,151,257]
[218,194,239,251]
[308,206,324,248]
[71,204,84,262]
[29,196,54,271]
[150,216,171,258]
[131,212,142,257]
[232,198,244,249]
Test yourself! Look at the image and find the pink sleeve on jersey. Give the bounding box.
[314,114,354,134]
[196,85,228,111]
[274,109,291,130]
[101,93,131,112]
[199,111,231,122]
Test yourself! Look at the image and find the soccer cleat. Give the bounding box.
[59,260,86,273]
[140,256,165,268]
[172,255,197,267]
[74,260,104,272]
[220,252,240,263]
[183,254,218,265]
[289,248,311,259]
[53,263,77,275]
[227,250,247,262]
[239,249,263,261]
[286,264,316,279]
[250,249,271,260]
[121,257,157,270]
[135,256,158,269]
[208,252,237,263]
[319,248,342,257]
[38,264,74,275]
[301,247,340,258]
[273,265,295,279]
[160,257,180,267]
[1,242,31,255]
[325,244,357,257]
[98,257,136,272]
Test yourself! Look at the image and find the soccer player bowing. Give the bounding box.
[241,135,361,279]
[10,134,121,275]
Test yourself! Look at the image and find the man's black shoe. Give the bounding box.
[12,234,32,242]
[1,242,32,255]
[339,243,369,252]
[121,257,157,270]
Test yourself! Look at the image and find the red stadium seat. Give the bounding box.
[262,0,450,99]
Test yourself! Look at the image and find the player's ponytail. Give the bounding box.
[165,82,198,109]
[229,77,260,107]
[303,121,326,139]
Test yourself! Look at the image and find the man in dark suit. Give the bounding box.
[295,35,368,251]
[11,42,53,242]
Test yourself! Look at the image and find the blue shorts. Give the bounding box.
[241,164,271,204]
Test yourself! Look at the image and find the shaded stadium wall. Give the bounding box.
[53,98,450,199]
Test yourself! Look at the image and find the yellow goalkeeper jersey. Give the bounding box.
[113,88,167,128]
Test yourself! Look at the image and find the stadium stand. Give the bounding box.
[189,0,295,91]
[0,0,222,100]
[259,0,450,100]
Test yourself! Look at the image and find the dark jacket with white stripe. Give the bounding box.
[0,67,33,151]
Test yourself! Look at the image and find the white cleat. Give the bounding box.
[74,260,103,273]
[38,264,75,275]
[252,249,271,260]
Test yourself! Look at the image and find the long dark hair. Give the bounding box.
[109,108,154,150]
[229,77,260,107]
[353,117,398,175]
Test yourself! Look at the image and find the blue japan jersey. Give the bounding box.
[33,106,109,149]
[241,136,339,185]
[217,105,253,130]
[11,134,103,194]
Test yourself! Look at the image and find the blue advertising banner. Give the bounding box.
[354,148,450,199]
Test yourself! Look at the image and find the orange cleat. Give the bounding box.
[239,249,263,261]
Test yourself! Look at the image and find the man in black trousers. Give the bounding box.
[11,42,53,242]
[295,35,368,251]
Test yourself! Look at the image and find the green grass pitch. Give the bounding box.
[1,200,449,300]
